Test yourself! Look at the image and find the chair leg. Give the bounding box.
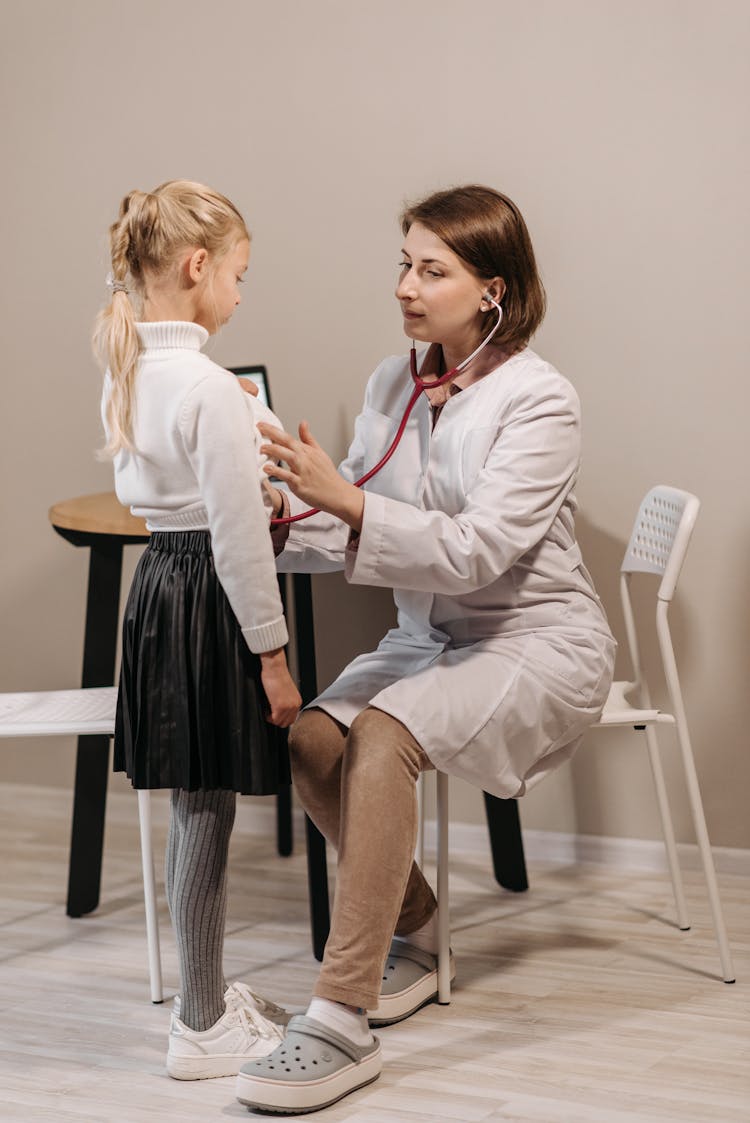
[137,790,164,1003]
[643,725,690,930]
[436,771,451,1004]
[656,606,735,983]
[416,772,426,870]
[673,725,736,982]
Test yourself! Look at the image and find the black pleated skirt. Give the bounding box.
[115,530,289,793]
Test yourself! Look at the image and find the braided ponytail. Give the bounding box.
[94,182,248,456]
[93,192,142,454]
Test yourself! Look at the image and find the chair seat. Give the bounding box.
[0,683,161,1000]
[595,680,676,727]
[0,687,117,737]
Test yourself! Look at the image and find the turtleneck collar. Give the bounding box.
[136,321,209,352]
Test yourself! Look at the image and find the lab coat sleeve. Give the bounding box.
[346,374,581,595]
[273,496,349,573]
[180,375,288,653]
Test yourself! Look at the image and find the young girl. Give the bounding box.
[95,180,301,1080]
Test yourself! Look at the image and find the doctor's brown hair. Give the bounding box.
[400,185,546,351]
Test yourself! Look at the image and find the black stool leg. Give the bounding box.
[66,539,123,917]
[275,576,294,857]
[483,792,529,892]
[291,574,332,960]
[67,734,111,916]
[305,815,330,961]
[276,781,293,857]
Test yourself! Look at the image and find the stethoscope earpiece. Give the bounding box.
[410,300,503,391]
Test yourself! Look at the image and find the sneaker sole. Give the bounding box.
[235,1046,382,1113]
[368,956,456,1027]
[167,1054,260,1080]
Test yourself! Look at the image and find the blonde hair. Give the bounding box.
[94,180,249,455]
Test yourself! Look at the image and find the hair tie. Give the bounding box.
[105,272,130,295]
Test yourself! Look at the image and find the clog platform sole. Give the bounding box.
[236,1015,382,1114]
[369,941,456,1026]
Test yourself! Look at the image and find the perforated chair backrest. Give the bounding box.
[621,485,700,602]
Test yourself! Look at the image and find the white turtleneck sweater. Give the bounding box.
[102,321,288,654]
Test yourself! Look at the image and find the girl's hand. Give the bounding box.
[262,480,284,518]
[237,378,260,397]
[258,421,364,531]
[259,649,302,727]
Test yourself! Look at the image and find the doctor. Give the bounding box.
[235,185,616,1115]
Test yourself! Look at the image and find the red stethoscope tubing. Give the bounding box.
[269,300,502,526]
[269,347,458,526]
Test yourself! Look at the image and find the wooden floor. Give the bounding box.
[1,784,748,1123]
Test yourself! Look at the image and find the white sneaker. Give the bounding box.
[224,981,292,1027]
[167,1001,285,1081]
[173,981,291,1028]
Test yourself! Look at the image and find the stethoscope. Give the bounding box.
[270,294,503,525]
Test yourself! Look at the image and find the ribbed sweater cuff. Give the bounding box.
[145,506,209,531]
[242,616,289,654]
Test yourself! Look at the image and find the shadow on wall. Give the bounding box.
[310,572,397,692]
[571,508,700,839]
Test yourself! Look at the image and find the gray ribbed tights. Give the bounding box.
[165,788,236,1032]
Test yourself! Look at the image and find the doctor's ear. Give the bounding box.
[480,279,506,310]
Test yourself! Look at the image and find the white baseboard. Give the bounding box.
[11,784,748,879]
[419,819,750,878]
[232,801,749,878]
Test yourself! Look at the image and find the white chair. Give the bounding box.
[411,769,452,1004]
[427,484,735,999]
[593,484,734,982]
[0,686,163,1002]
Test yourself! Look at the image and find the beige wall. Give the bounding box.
[1,1,748,848]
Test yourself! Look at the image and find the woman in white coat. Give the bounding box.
[235,185,616,1115]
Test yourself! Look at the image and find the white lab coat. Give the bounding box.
[277,347,615,798]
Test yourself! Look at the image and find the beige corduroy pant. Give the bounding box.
[289,706,438,1009]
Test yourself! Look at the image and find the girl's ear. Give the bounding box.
[186,247,209,285]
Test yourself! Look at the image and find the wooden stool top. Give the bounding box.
[48,492,149,538]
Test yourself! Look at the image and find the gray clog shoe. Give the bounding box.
[368,938,456,1027]
[235,1014,381,1114]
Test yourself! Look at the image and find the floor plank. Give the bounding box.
[0,784,747,1122]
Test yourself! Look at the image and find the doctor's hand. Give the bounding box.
[258,421,364,532]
